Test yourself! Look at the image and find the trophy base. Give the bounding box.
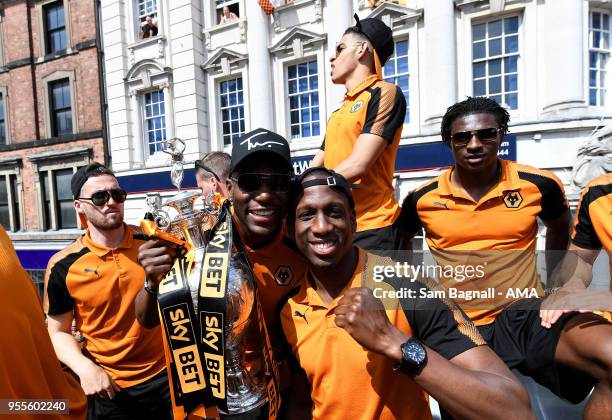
[220,396,267,417]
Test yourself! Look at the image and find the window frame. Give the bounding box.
[217,75,246,147]
[470,14,521,111]
[0,86,10,145]
[0,163,22,233]
[205,62,250,152]
[30,150,91,231]
[141,89,168,157]
[588,9,611,107]
[272,48,326,150]
[213,0,241,26]
[41,70,77,138]
[383,37,410,125]
[133,0,162,41]
[37,0,72,57]
[286,59,322,141]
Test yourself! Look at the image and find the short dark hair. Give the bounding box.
[196,151,230,181]
[71,162,115,199]
[440,96,510,146]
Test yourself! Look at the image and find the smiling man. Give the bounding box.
[45,162,170,419]
[279,167,532,419]
[398,97,612,417]
[311,15,407,254]
[136,129,307,419]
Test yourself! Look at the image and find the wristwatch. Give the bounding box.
[394,337,427,375]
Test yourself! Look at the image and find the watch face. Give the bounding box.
[405,341,426,364]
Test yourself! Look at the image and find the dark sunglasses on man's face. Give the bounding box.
[78,188,127,206]
[450,128,500,147]
[231,173,292,193]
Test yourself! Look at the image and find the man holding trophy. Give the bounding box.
[136,129,307,419]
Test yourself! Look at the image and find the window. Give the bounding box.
[137,0,157,25]
[0,92,6,145]
[49,79,72,137]
[219,77,245,146]
[144,90,167,155]
[472,16,519,110]
[0,175,20,232]
[44,1,67,54]
[216,0,240,25]
[589,11,610,106]
[383,39,409,123]
[287,61,320,139]
[41,168,77,230]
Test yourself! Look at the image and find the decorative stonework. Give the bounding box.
[201,48,248,75]
[365,2,423,30]
[572,128,612,190]
[269,27,326,56]
[125,59,173,95]
[273,0,323,33]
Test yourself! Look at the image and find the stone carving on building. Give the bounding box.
[571,125,612,190]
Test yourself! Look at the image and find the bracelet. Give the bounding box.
[143,278,158,296]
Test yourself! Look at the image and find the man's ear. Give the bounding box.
[74,199,84,215]
[226,179,233,197]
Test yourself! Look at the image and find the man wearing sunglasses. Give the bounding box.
[397,97,612,418]
[45,163,171,419]
[136,129,307,418]
[310,15,407,255]
[195,151,230,198]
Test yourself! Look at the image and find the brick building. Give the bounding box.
[0,0,107,290]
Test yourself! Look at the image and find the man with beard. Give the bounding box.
[136,129,307,419]
[45,163,171,419]
[279,167,532,419]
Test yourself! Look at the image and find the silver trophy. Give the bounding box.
[146,138,267,415]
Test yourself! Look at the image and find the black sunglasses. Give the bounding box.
[451,128,500,147]
[78,188,127,206]
[231,173,292,193]
[195,160,221,182]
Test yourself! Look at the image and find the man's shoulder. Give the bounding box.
[46,237,88,274]
[403,177,442,208]
[512,162,564,190]
[584,173,612,190]
[580,173,612,207]
[369,79,404,101]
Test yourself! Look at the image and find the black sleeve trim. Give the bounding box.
[362,85,406,144]
[572,184,611,249]
[396,181,438,236]
[47,247,89,316]
[518,171,568,221]
[385,276,484,361]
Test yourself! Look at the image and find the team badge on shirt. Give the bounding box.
[274,265,294,286]
[350,100,364,113]
[503,191,523,208]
